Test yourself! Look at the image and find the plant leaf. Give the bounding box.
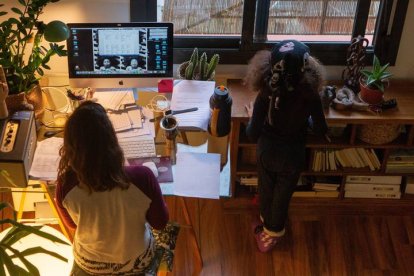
[0,11,7,16]
[4,246,40,276]
[0,247,22,276]
[0,219,69,245]
[17,246,68,262]
[11,7,24,16]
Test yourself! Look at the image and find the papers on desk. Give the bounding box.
[108,106,143,132]
[29,137,63,180]
[173,152,220,199]
[94,90,135,111]
[170,80,215,131]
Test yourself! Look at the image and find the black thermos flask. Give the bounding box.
[208,85,232,137]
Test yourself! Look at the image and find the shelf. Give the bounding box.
[228,79,414,210]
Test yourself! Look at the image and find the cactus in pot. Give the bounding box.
[179,48,219,81]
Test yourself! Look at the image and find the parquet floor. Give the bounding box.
[166,197,414,276]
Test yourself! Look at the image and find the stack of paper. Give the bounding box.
[94,90,135,111]
[29,137,63,180]
[170,80,215,131]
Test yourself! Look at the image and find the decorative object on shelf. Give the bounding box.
[0,202,70,275]
[357,123,402,145]
[177,48,219,81]
[342,36,369,93]
[319,85,336,110]
[359,55,392,105]
[0,0,69,118]
[331,86,370,112]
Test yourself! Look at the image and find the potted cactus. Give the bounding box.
[178,48,219,81]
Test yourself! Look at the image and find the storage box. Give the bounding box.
[345,175,402,185]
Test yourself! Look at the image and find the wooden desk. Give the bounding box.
[227,78,414,212]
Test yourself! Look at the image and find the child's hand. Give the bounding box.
[245,101,254,118]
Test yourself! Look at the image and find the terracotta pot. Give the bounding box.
[359,81,384,105]
[5,85,44,119]
[25,84,45,119]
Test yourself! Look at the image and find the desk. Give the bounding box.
[25,106,231,275]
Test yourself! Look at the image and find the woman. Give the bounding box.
[56,101,168,275]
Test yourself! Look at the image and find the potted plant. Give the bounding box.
[359,55,393,105]
[0,0,70,118]
[0,202,69,275]
[178,48,219,81]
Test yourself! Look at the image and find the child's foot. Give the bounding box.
[251,214,263,234]
[253,225,281,253]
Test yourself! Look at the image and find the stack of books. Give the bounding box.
[293,177,340,198]
[344,175,402,199]
[239,175,258,186]
[312,148,380,172]
[385,149,414,173]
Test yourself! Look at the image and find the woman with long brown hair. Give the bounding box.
[55,101,168,275]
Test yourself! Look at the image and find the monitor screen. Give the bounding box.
[66,22,173,89]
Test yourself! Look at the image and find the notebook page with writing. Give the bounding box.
[170,80,215,131]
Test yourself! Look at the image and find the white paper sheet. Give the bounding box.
[173,152,220,199]
[94,90,135,110]
[170,80,215,131]
[29,137,63,180]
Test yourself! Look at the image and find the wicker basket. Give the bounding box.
[357,124,402,145]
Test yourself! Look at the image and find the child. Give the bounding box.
[244,40,329,253]
[55,101,169,275]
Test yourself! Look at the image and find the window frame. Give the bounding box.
[130,0,408,66]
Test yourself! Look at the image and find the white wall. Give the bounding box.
[3,0,413,84]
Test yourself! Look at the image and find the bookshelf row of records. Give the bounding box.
[311,148,381,172]
[239,175,414,199]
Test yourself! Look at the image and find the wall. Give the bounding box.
[3,0,413,85]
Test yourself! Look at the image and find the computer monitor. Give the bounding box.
[66,22,173,89]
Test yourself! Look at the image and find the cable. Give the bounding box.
[146,94,170,113]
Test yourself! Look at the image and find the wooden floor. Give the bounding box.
[165,197,414,276]
[2,192,414,275]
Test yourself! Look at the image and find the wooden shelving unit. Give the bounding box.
[226,79,414,213]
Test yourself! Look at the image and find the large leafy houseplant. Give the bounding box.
[0,202,69,275]
[0,0,69,95]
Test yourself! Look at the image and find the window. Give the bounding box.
[131,0,408,65]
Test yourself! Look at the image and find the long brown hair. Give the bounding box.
[57,101,129,192]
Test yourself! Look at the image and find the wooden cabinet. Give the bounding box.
[227,79,414,212]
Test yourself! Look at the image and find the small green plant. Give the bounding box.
[360,55,392,92]
[181,48,219,81]
[0,202,69,275]
[0,0,69,95]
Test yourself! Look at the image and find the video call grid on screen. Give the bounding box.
[67,23,173,79]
